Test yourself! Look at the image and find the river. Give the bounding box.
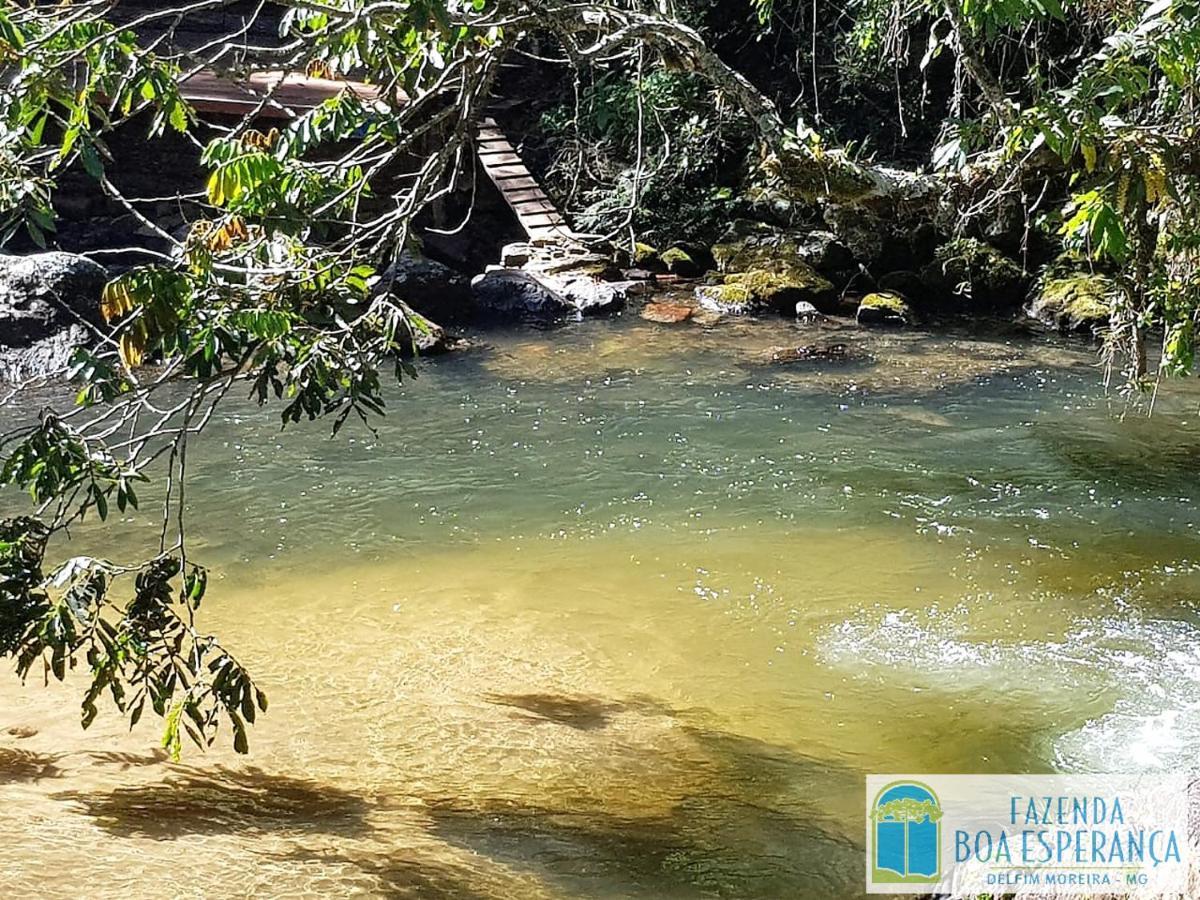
[1,313,1197,897]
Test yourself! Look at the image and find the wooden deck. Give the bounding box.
[476,117,571,241]
[179,69,396,118]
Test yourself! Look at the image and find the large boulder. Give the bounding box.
[712,220,851,276]
[1027,271,1115,333]
[0,252,108,380]
[919,237,1028,308]
[471,269,626,319]
[726,265,835,312]
[707,221,842,315]
[380,252,474,322]
[793,230,855,272]
[0,252,107,344]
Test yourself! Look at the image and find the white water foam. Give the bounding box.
[819,607,1200,772]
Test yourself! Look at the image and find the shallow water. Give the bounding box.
[2,313,1199,898]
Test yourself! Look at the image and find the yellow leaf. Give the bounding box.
[100,281,135,322]
[119,330,145,369]
[306,59,333,79]
[1081,142,1097,173]
[206,169,224,206]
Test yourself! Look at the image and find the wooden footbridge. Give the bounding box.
[178,71,571,242]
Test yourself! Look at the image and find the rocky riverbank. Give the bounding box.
[0,220,1116,382]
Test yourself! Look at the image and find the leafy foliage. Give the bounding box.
[540,69,750,242]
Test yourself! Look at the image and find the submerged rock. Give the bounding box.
[0,252,108,380]
[856,291,914,327]
[1027,271,1114,333]
[919,237,1028,308]
[758,341,866,364]
[641,302,695,324]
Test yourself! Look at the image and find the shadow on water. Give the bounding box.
[47,692,866,896]
[1036,422,1200,493]
[430,692,863,898]
[0,746,61,783]
[485,690,670,731]
[53,766,373,840]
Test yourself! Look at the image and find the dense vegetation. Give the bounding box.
[0,0,1196,754]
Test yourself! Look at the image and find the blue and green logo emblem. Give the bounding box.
[870,780,943,884]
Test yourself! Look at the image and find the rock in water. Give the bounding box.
[660,246,701,276]
[794,301,824,322]
[0,252,106,343]
[381,252,474,322]
[472,270,568,318]
[0,252,108,380]
[471,269,626,319]
[857,291,915,327]
[695,282,760,316]
[1027,271,1114,333]
[919,237,1028,308]
[396,300,454,354]
[641,302,694,323]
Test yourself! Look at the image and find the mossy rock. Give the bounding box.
[724,262,836,313]
[1027,271,1114,333]
[695,281,758,316]
[919,237,1028,308]
[711,220,777,271]
[712,220,850,276]
[661,246,701,276]
[633,242,661,266]
[856,291,915,327]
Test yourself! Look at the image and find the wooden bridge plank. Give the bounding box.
[476,119,571,240]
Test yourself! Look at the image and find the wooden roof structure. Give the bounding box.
[178,69,398,118]
[177,72,570,241]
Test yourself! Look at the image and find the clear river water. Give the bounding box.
[1,312,1198,898]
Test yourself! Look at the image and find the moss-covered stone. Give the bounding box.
[712,220,777,271]
[712,220,849,276]
[1027,271,1115,333]
[661,246,700,276]
[695,281,757,315]
[633,242,660,266]
[724,261,836,312]
[856,291,914,327]
[919,237,1027,308]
